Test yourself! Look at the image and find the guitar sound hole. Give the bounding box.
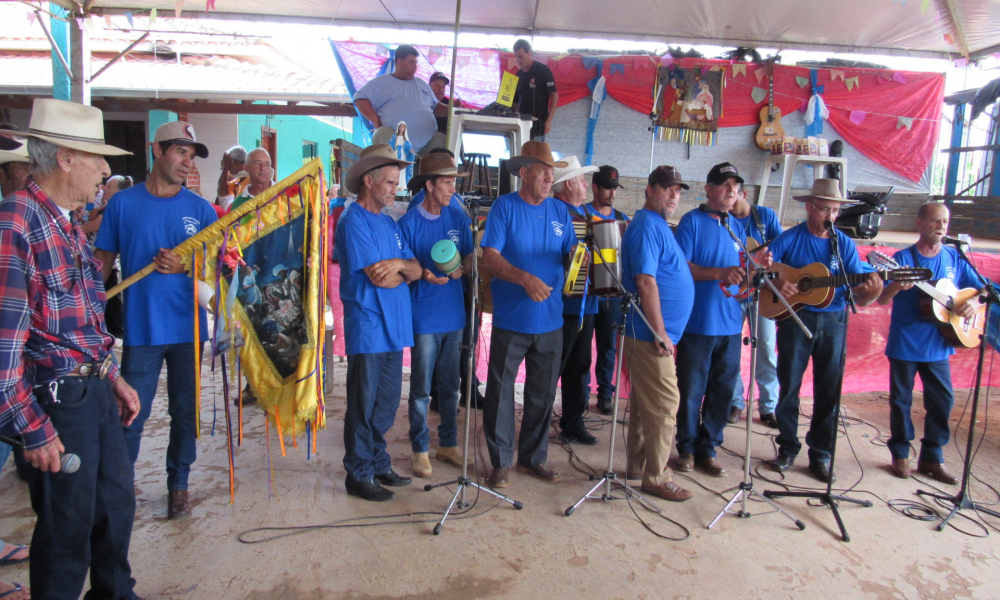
[797,278,811,293]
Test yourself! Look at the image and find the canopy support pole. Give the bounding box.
[445,0,461,150]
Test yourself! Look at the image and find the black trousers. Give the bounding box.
[558,313,596,433]
[27,375,138,600]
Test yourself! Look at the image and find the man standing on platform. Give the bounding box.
[336,144,422,502]
[585,165,629,415]
[727,189,782,428]
[512,39,559,141]
[96,121,217,520]
[878,202,978,484]
[480,142,573,489]
[0,99,143,599]
[398,153,473,478]
[551,157,599,446]
[354,45,448,155]
[620,165,694,502]
[768,179,883,483]
[674,163,754,478]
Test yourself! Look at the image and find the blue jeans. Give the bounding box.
[409,330,462,452]
[594,298,622,399]
[775,310,846,464]
[676,333,741,458]
[344,351,403,480]
[0,438,10,474]
[887,358,954,464]
[122,343,200,491]
[27,375,139,599]
[731,301,780,415]
[483,327,562,468]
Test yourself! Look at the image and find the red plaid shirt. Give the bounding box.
[0,178,119,450]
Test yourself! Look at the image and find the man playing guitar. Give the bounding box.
[876,202,980,485]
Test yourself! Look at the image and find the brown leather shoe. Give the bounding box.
[640,481,693,502]
[167,490,190,519]
[675,453,694,472]
[515,462,560,483]
[696,455,726,477]
[918,461,958,485]
[727,406,743,425]
[891,458,911,479]
[486,467,509,489]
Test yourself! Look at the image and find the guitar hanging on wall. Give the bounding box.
[754,58,785,150]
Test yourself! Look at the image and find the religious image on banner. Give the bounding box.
[655,65,723,145]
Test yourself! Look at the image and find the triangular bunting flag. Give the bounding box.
[731,64,746,77]
[27,11,36,25]
[754,68,766,83]
[375,44,388,57]
[150,7,157,24]
[507,57,518,71]
[893,72,907,84]
[175,1,184,18]
[558,57,575,75]
[125,12,134,28]
[944,33,954,45]
[751,87,768,104]
[427,50,442,65]
[921,0,930,14]
[456,56,470,68]
[845,76,860,91]
[795,75,809,88]
[206,0,216,11]
[609,63,625,76]
[955,58,969,68]
[830,69,845,81]
[479,49,493,63]
[104,14,112,27]
[659,55,674,68]
[897,116,914,131]
[581,56,598,71]
[849,110,866,124]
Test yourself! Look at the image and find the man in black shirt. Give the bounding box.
[512,39,559,141]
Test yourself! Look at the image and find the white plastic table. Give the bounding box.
[756,155,847,224]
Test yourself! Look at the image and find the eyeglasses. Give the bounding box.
[811,205,840,215]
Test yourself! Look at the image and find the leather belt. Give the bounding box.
[66,354,114,379]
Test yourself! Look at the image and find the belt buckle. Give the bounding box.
[79,363,92,376]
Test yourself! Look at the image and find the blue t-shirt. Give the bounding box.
[95,183,217,346]
[885,245,979,363]
[732,204,781,246]
[560,201,598,317]
[354,73,439,151]
[622,209,695,344]
[674,208,746,336]
[768,222,870,313]
[335,203,415,354]
[481,191,577,334]
[398,203,473,335]
[584,203,631,222]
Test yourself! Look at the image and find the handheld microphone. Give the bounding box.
[0,434,81,474]
[941,235,970,248]
[823,219,835,233]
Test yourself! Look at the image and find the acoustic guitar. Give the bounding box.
[759,261,931,320]
[867,250,986,348]
[754,59,785,151]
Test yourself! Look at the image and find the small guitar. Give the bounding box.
[754,58,785,151]
[759,261,931,320]
[868,250,986,348]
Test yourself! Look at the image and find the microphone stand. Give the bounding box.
[709,215,807,530]
[763,221,873,542]
[917,241,1000,531]
[565,229,670,517]
[424,198,524,535]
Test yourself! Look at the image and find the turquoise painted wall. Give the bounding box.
[147,110,177,167]
[237,112,361,186]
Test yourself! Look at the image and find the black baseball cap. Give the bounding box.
[429,72,450,85]
[592,165,624,189]
[648,165,689,190]
[707,162,744,185]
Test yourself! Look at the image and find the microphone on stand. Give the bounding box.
[941,235,970,248]
[699,203,729,223]
[823,219,836,234]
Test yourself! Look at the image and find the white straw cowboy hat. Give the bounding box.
[0,145,29,166]
[0,99,130,156]
[345,143,414,195]
[793,178,851,203]
[505,141,569,175]
[553,155,599,184]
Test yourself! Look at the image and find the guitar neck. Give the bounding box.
[809,271,883,289]
[913,280,953,307]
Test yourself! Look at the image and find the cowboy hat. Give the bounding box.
[408,152,469,187]
[505,141,568,175]
[0,99,130,156]
[793,178,851,203]
[553,155,599,184]
[345,143,414,195]
[0,145,29,166]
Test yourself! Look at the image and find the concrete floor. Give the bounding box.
[2,360,1000,599]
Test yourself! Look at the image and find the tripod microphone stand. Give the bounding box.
[424,200,523,535]
[709,216,805,530]
[917,243,1000,531]
[763,221,873,542]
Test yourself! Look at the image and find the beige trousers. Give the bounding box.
[624,338,681,488]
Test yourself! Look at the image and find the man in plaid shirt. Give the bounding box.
[0,99,144,600]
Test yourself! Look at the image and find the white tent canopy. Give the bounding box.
[81,0,1000,58]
